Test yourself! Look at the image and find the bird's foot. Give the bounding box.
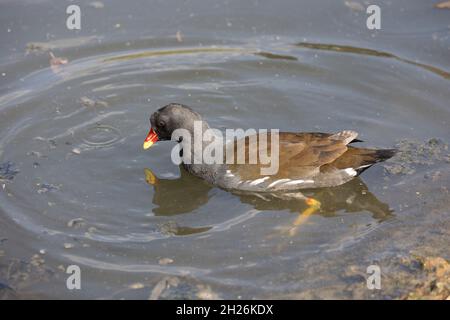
[288,197,321,236]
[144,168,158,185]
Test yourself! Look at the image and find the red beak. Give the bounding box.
[143,128,159,149]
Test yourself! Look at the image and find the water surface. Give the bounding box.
[0,0,449,299]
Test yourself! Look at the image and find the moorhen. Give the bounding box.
[143,103,396,231]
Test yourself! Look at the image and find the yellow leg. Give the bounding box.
[289,197,321,236]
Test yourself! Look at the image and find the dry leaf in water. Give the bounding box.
[176,31,183,42]
[435,1,450,9]
[49,52,68,73]
[49,52,68,66]
[344,1,365,12]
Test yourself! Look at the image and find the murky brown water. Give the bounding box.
[1,0,449,299]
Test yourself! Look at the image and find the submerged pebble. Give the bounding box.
[196,284,220,300]
[30,254,45,267]
[403,256,450,300]
[148,276,219,300]
[149,277,180,300]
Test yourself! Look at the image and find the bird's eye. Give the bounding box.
[158,121,165,128]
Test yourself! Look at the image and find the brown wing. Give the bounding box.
[321,146,397,172]
[225,131,358,181]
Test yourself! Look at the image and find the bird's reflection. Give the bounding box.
[233,179,393,221]
[145,168,211,216]
[144,167,393,235]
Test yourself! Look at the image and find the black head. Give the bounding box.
[149,103,203,141]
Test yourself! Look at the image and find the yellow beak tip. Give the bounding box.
[143,141,154,150]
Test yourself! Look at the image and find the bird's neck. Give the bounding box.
[178,119,222,165]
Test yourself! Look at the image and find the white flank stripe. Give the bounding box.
[283,179,314,186]
[249,177,270,186]
[267,179,291,188]
[251,192,270,201]
[283,179,305,185]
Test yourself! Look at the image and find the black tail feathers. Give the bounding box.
[374,148,397,162]
[355,148,397,175]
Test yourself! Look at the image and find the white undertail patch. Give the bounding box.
[344,168,357,176]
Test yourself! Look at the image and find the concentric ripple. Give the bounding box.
[0,35,449,299]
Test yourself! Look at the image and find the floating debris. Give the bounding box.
[63,243,74,249]
[158,258,174,265]
[79,96,109,108]
[67,218,85,229]
[149,277,180,300]
[129,283,145,290]
[36,183,61,194]
[176,31,183,43]
[424,171,442,182]
[148,276,219,300]
[87,227,97,234]
[435,1,450,9]
[48,139,57,149]
[80,96,96,107]
[254,52,298,61]
[30,254,45,267]
[26,36,99,53]
[0,253,54,299]
[344,1,365,12]
[88,1,104,9]
[27,151,47,158]
[49,51,68,73]
[0,162,19,182]
[159,221,212,236]
[71,148,81,155]
[196,284,219,300]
